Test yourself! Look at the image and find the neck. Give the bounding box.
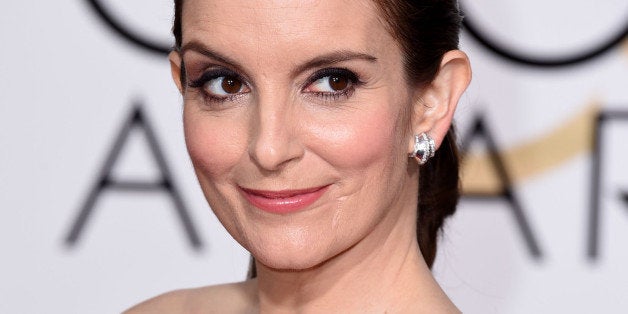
[252,190,457,313]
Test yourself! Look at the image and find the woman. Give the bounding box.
[127,0,471,312]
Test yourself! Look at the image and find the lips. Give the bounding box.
[239,185,329,214]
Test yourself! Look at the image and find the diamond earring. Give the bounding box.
[409,133,436,165]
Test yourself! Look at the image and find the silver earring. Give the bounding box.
[409,133,435,165]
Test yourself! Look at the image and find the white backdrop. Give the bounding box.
[2,1,628,313]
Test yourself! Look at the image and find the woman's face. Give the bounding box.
[176,0,421,270]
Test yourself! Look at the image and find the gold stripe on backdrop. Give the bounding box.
[461,102,599,194]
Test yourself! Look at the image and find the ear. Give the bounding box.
[408,50,471,152]
[169,51,184,94]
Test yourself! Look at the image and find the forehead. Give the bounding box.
[181,0,398,64]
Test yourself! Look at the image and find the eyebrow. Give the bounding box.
[180,40,378,77]
[291,51,378,76]
[180,41,243,71]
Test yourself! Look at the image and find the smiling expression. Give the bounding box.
[174,0,422,270]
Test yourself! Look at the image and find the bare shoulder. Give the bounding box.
[124,280,258,314]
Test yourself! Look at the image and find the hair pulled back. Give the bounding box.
[172,0,462,269]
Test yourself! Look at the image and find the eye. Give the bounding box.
[188,69,250,102]
[203,75,247,97]
[310,74,350,92]
[307,68,357,94]
[303,68,362,102]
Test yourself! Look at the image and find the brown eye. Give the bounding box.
[329,75,349,91]
[201,75,248,97]
[221,76,243,94]
[308,72,355,94]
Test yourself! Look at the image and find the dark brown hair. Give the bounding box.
[173,0,462,269]
[371,0,463,268]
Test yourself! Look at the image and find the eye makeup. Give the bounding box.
[185,64,366,106]
[302,67,365,102]
[187,67,250,104]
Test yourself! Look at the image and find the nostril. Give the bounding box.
[251,138,303,171]
[248,98,305,171]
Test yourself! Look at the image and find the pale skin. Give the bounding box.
[126,0,471,312]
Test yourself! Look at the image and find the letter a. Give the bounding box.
[64,103,202,249]
[460,113,543,259]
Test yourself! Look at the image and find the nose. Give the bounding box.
[249,94,304,171]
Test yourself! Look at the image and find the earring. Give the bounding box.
[409,133,436,165]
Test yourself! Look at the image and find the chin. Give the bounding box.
[257,256,326,272]
[250,241,332,272]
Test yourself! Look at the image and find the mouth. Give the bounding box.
[239,185,330,214]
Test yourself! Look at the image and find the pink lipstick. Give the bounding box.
[239,185,329,214]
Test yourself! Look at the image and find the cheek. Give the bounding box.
[183,108,245,179]
[308,101,408,171]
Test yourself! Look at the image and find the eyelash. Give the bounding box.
[304,68,363,102]
[188,69,248,103]
[187,67,363,105]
